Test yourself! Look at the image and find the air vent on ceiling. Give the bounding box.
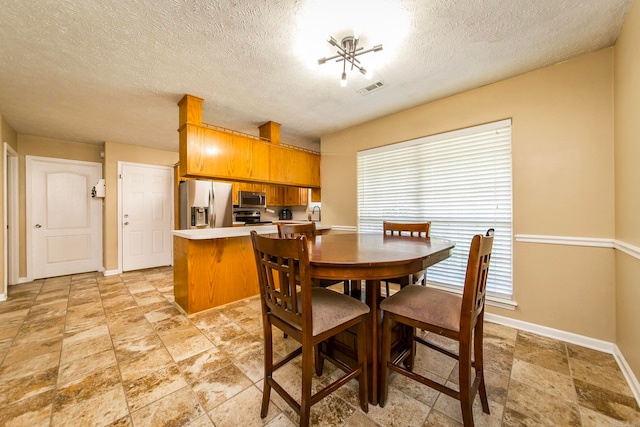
[357,80,385,95]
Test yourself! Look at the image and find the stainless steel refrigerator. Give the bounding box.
[179,180,233,229]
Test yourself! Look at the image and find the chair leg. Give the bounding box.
[403,326,416,370]
[261,321,274,418]
[356,319,369,413]
[343,280,351,295]
[300,342,313,427]
[314,344,324,376]
[379,313,392,407]
[474,323,490,414]
[459,343,474,427]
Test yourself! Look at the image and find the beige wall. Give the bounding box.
[1,116,18,294]
[321,48,616,341]
[17,135,104,277]
[614,1,640,380]
[103,141,178,271]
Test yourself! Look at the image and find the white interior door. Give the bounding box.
[27,156,102,279]
[121,163,173,272]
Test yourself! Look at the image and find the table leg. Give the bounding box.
[365,279,381,405]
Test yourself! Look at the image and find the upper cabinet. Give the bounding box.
[266,185,308,207]
[180,125,270,182]
[178,94,320,189]
[268,145,320,188]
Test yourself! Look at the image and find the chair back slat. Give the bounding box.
[383,221,431,238]
[460,228,494,336]
[278,222,317,239]
[252,231,312,329]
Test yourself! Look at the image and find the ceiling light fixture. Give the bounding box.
[318,35,382,87]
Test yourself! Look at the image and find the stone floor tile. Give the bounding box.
[123,364,188,411]
[574,378,640,424]
[130,386,205,427]
[503,378,581,426]
[191,363,253,411]
[0,389,54,427]
[208,386,281,427]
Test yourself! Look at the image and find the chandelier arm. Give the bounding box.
[353,47,380,57]
[323,52,347,62]
[350,38,359,71]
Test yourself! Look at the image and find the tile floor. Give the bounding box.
[0,266,639,426]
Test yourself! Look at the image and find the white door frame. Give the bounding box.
[117,161,174,274]
[2,143,18,300]
[26,156,103,281]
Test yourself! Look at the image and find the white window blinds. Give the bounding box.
[357,119,513,299]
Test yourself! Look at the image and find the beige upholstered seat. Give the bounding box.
[251,231,369,427]
[379,229,494,427]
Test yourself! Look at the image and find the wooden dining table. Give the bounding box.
[307,232,455,405]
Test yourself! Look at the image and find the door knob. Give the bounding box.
[124,222,129,226]
[34,224,42,229]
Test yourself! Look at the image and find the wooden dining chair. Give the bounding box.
[251,231,369,427]
[379,229,494,427]
[382,221,431,296]
[277,222,351,295]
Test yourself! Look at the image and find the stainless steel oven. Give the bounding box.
[234,210,272,225]
[239,190,267,209]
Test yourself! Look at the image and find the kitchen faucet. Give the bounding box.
[311,205,321,222]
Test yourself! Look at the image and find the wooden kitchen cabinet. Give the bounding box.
[269,145,320,188]
[179,94,320,188]
[283,186,308,206]
[311,188,321,202]
[267,184,283,206]
[180,125,270,182]
[263,185,308,207]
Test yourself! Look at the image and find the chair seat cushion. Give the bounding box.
[380,285,461,333]
[297,288,370,336]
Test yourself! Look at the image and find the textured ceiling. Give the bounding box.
[0,0,633,153]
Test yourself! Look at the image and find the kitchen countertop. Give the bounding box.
[172,223,331,240]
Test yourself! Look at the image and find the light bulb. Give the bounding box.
[340,72,347,87]
[365,70,373,80]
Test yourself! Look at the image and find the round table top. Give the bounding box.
[308,233,455,278]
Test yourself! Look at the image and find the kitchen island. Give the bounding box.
[172,223,332,314]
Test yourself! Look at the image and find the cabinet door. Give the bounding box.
[299,188,309,206]
[181,127,271,181]
[267,184,283,206]
[269,145,321,187]
[283,186,308,206]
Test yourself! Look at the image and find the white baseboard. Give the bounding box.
[0,293,6,301]
[18,276,30,284]
[485,313,639,407]
[485,313,615,353]
[331,225,358,232]
[614,345,640,406]
[103,269,121,277]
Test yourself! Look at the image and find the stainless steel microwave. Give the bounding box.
[239,190,267,208]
